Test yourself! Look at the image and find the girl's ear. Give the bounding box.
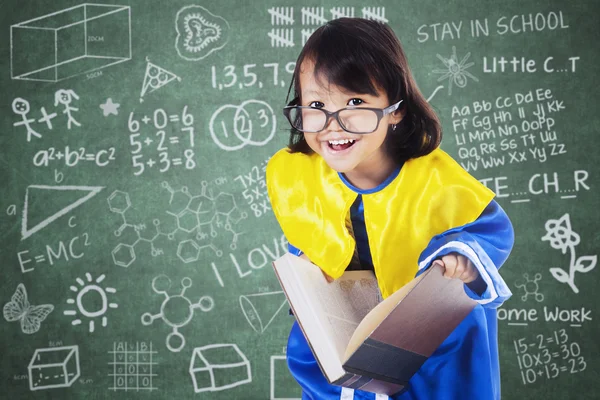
[391,108,405,125]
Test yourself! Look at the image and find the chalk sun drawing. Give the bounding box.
[64,273,118,333]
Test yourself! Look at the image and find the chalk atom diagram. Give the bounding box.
[10,3,131,82]
[141,275,214,352]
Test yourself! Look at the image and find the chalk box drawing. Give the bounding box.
[10,3,132,82]
[28,345,80,390]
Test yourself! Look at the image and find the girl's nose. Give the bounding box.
[324,115,343,132]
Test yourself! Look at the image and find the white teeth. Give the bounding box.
[328,139,355,145]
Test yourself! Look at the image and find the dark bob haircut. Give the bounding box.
[285,18,441,163]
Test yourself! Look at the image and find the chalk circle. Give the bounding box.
[233,100,275,146]
[197,296,214,312]
[77,285,107,318]
[209,100,276,151]
[166,330,186,352]
[152,274,171,294]
[209,104,251,151]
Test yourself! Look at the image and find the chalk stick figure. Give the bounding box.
[12,97,42,142]
[54,89,81,129]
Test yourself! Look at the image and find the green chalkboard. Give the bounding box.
[1,0,599,399]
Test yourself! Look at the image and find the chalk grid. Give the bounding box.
[108,342,157,391]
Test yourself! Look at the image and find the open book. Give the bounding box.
[272,253,477,396]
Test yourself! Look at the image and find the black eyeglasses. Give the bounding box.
[283,100,402,134]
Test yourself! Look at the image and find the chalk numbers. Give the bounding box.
[234,160,271,218]
[128,106,196,176]
[513,329,587,385]
[211,62,295,90]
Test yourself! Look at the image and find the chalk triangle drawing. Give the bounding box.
[140,57,181,102]
[22,185,104,240]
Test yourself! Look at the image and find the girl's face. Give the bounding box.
[298,59,403,176]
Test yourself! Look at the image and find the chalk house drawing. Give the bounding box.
[10,3,131,82]
[175,5,230,61]
[3,283,54,334]
[189,344,251,393]
[142,275,214,352]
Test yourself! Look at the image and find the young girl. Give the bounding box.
[266,18,514,400]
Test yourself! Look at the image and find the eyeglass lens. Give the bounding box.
[288,108,379,133]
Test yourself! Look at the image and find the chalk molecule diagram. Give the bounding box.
[108,181,246,268]
[515,273,544,302]
[141,275,214,352]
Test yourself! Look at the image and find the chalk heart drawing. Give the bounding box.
[3,283,54,334]
[175,5,230,61]
[64,273,118,333]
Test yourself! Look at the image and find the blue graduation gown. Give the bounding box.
[286,198,514,400]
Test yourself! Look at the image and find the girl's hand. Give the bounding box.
[433,253,479,283]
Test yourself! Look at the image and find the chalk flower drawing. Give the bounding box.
[541,214,597,293]
[432,46,479,95]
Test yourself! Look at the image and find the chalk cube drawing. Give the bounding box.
[270,355,301,400]
[28,345,81,390]
[189,344,251,393]
[11,3,131,82]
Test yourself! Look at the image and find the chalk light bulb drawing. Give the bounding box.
[63,273,118,333]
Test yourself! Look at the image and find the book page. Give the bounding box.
[343,272,425,361]
[272,254,380,382]
[316,273,381,347]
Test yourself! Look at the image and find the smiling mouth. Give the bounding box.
[327,139,356,151]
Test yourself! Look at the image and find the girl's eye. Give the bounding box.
[348,98,363,106]
[308,101,324,108]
